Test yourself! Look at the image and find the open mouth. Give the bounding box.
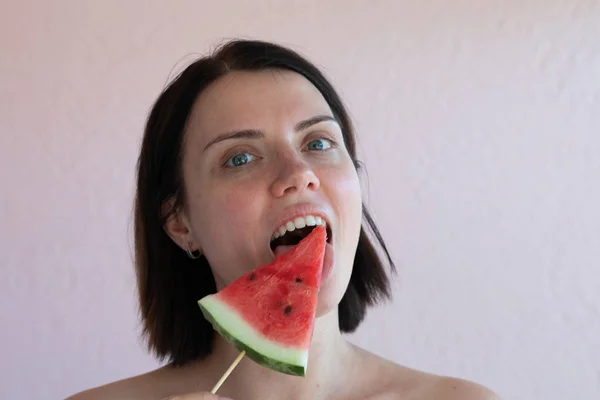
[269,215,333,255]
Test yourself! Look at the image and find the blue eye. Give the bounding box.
[306,139,332,151]
[225,152,256,167]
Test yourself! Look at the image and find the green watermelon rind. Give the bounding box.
[198,295,308,377]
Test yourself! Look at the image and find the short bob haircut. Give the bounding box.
[134,39,396,366]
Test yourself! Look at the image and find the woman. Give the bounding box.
[68,40,499,400]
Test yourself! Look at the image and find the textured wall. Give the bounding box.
[1,1,599,399]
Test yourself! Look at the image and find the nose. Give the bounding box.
[270,154,320,198]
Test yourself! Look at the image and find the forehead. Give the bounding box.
[186,69,333,144]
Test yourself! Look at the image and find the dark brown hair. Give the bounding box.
[134,39,396,366]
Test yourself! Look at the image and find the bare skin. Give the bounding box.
[66,69,500,400]
[67,315,498,400]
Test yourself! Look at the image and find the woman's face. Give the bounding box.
[165,69,362,315]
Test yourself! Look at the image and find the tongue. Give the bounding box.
[274,244,297,257]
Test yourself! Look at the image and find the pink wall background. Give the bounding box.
[2,1,599,399]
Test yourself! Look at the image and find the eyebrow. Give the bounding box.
[202,114,338,153]
[294,114,337,131]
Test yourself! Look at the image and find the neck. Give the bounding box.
[205,309,354,400]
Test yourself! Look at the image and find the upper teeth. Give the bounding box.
[271,215,326,241]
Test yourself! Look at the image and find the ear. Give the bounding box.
[161,198,200,253]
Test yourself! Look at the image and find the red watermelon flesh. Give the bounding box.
[198,225,327,376]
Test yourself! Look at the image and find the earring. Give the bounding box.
[186,244,201,259]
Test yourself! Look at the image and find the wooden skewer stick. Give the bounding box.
[210,350,246,394]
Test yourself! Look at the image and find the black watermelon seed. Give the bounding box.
[249,273,256,281]
[284,305,293,315]
[295,277,303,284]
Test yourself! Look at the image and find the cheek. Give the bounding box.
[223,189,245,212]
[329,167,362,223]
[191,187,263,285]
[193,182,266,261]
[201,188,258,241]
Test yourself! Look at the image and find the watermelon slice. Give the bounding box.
[198,225,327,376]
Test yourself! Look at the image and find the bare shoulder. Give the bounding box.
[64,369,165,400]
[421,376,501,400]
[383,367,500,400]
[350,346,500,400]
[65,382,130,400]
[65,378,142,400]
[65,384,121,400]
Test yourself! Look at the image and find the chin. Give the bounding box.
[314,261,352,319]
[315,295,337,318]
